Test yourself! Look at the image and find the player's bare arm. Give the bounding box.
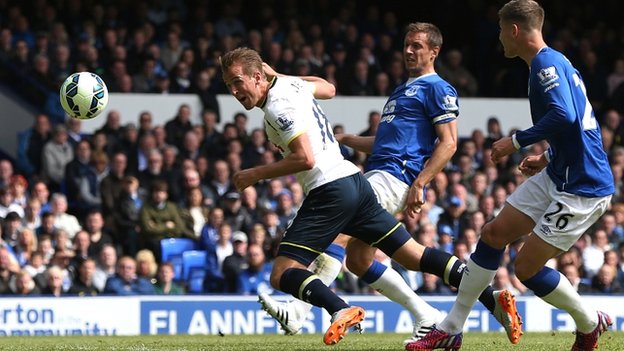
[232,133,315,191]
[518,153,549,177]
[491,136,518,163]
[406,120,457,217]
[262,62,336,99]
[335,134,376,154]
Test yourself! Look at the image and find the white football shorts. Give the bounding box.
[506,170,611,251]
[364,170,409,215]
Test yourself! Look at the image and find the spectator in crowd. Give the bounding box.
[133,57,158,93]
[40,265,68,296]
[561,263,588,291]
[0,189,24,219]
[70,230,92,269]
[416,273,454,295]
[237,243,273,295]
[438,49,479,97]
[64,139,92,210]
[30,181,51,215]
[0,246,18,294]
[492,266,524,296]
[100,152,128,227]
[179,186,210,240]
[139,180,188,259]
[579,264,623,294]
[95,111,122,149]
[137,112,154,139]
[607,58,624,98]
[0,160,14,190]
[13,227,37,267]
[21,198,40,231]
[114,176,145,256]
[221,191,253,234]
[8,174,28,209]
[65,114,87,148]
[275,190,296,230]
[84,209,114,257]
[138,149,167,194]
[2,212,22,251]
[50,193,81,239]
[436,196,468,241]
[23,251,46,278]
[68,257,99,296]
[76,151,109,212]
[92,244,118,292]
[199,207,224,251]
[153,261,183,295]
[41,125,73,192]
[17,114,51,178]
[190,70,219,111]
[240,186,261,224]
[178,168,215,208]
[208,159,236,201]
[135,249,158,283]
[164,104,193,151]
[104,256,155,295]
[222,231,248,293]
[583,229,612,279]
[10,269,40,295]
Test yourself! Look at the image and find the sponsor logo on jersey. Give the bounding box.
[275,116,294,131]
[537,66,559,86]
[405,85,420,96]
[442,95,458,110]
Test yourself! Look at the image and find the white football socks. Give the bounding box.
[369,266,440,323]
[440,258,496,334]
[539,271,598,333]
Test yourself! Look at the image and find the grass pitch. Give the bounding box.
[0,332,622,351]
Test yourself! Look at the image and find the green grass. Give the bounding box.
[0,332,621,351]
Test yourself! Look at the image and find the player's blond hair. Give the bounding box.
[498,0,544,31]
[220,47,264,78]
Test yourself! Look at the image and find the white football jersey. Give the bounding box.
[261,76,359,194]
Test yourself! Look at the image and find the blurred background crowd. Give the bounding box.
[0,0,623,297]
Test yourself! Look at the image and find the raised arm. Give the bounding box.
[262,62,336,99]
[335,134,376,154]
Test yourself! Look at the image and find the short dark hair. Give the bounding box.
[405,22,443,49]
[151,180,168,193]
[498,0,544,31]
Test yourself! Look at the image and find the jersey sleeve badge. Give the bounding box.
[537,66,559,86]
[442,95,458,111]
[276,115,295,131]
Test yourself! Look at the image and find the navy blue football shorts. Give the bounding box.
[277,172,411,266]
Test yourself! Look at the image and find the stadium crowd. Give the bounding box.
[0,0,623,296]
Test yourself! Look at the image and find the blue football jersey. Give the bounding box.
[516,47,614,197]
[366,73,459,186]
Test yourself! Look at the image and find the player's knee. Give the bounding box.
[270,271,282,290]
[345,253,370,276]
[513,259,539,281]
[480,221,506,248]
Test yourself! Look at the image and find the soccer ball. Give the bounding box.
[59,72,109,120]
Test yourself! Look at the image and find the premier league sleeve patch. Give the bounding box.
[275,114,295,131]
[537,66,559,86]
[442,95,458,111]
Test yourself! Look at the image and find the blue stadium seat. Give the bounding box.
[160,238,196,281]
[182,250,207,293]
